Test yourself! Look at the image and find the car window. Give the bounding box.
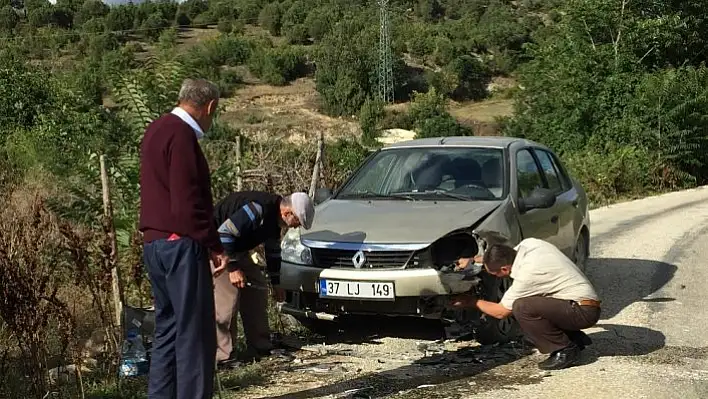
[534,149,563,194]
[547,151,573,191]
[336,147,506,200]
[344,152,397,193]
[516,149,544,199]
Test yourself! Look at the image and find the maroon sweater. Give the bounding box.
[139,112,223,254]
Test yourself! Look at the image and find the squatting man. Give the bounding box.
[452,237,601,370]
[211,190,315,370]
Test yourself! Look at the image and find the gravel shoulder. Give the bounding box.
[226,187,708,399]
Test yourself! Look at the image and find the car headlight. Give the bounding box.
[281,228,313,265]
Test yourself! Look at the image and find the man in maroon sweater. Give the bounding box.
[139,78,229,399]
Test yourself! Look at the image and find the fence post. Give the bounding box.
[236,133,243,191]
[309,132,324,197]
[100,155,123,330]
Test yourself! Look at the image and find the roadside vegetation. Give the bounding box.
[1,0,708,397]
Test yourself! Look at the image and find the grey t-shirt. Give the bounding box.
[499,238,599,310]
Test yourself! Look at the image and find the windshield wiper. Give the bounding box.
[338,191,417,201]
[391,190,472,201]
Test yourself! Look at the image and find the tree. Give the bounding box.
[0,5,19,33]
[74,0,109,26]
[141,12,169,42]
[359,98,385,145]
[281,0,308,44]
[305,6,337,42]
[315,16,378,116]
[258,2,281,36]
[105,4,135,31]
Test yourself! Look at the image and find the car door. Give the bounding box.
[532,148,578,256]
[514,148,561,246]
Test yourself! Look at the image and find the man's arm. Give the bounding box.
[476,299,513,319]
[216,201,264,272]
[168,131,223,253]
[264,235,281,285]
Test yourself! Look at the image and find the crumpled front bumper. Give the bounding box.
[279,261,481,319]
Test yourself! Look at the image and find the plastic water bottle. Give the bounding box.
[119,328,149,378]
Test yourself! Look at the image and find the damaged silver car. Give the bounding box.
[278,136,590,344]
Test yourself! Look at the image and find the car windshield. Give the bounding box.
[336,147,506,201]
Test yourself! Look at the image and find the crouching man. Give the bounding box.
[451,238,601,370]
[213,191,315,369]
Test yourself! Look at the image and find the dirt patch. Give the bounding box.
[221,78,361,144]
[635,346,708,366]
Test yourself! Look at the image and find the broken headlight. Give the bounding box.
[281,228,313,265]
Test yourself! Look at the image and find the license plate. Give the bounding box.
[319,279,395,300]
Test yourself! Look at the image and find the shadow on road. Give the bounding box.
[259,340,534,399]
[305,315,447,345]
[579,323,666,366]
[585,258,677,319]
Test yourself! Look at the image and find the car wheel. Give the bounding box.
[573,229,589,272]
[474,272,522,345]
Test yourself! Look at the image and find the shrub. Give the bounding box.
[217,18,233,34]
[175,11,191,26]
[563,145,658,206]
[248,45,308,86]
[359,98,385,145]
[258,2,281,36]
[141,12,169,42]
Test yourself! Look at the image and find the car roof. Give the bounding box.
[381,136,549,151]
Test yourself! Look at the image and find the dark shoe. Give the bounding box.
[538,344,580,370]
[567,330,592,350]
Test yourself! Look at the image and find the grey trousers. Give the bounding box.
[213,255,272,362]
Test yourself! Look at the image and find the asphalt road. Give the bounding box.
[471,187,708,399]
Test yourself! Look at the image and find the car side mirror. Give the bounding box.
[314,187,333,204]
[518,187,556,213]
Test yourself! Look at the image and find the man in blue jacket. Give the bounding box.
[212,191,314,369]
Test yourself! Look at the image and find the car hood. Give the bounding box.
[301,199,503,244]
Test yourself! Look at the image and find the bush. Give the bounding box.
[175,11,191,26]
[563,145,658,206]
[359,98,385,145]
[258,2,281,36]
[314,17,378,116]
[248,45,308,86]
[141,12,169,42]
[408,87,470,138]
[217,18,233,34]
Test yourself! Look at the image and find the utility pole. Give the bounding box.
[377,0,394,104]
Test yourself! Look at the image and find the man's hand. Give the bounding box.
[449,293,479,309]
[271,287,285,303]
[455,254,482,270]
[229,270,247,288]
[211,251,230,278]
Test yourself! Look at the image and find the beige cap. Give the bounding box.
[290,192,315,229]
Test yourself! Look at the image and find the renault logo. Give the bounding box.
[352,250,366,269]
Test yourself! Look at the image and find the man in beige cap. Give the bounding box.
[211,191,315,369]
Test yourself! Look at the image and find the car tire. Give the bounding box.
[474,272,522,345]
[573,229,589,272]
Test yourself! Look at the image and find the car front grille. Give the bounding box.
[311,248,421,269]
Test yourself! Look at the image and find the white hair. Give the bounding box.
[177,78,220,107]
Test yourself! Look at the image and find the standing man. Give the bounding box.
[212,191,314,369]
[451,238,601,370]
[139,78,229,398]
